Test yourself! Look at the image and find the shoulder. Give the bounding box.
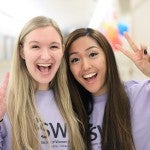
[0,114,11,149]
[124,79,150,92]
[123,79,150,106]
[0,114,9,138]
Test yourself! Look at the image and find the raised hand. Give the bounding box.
[0,72,9,121]
[115,32,150,77]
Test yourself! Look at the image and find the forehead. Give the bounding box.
[70,36,100,52]
[25,26,61,42]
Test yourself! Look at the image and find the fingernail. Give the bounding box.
[144,49,147,55]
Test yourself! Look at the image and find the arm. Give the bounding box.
[115,32,150,77]
[0,72,9,121]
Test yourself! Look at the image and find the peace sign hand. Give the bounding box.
[0,73,9,121]
[115,32,150,77]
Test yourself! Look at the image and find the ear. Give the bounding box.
[19,44,25,59]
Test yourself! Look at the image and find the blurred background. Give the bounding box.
[0,0,149,82]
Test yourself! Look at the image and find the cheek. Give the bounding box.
[23,52,36,71]
[56,55,63,65]
[25,58,34,73]
[103,60,107,72]
[24,55,34,66]
[23,50,35,60]
[99,57,106,69]
[100,61,107,79]
[54,51,63,60]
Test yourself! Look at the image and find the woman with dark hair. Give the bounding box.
[65,28,150,150]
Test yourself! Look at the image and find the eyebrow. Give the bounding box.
[85,46,99,51]
[28,41,61,45]
[50,42,61,45]
[29,41,39,44]
[69,46,99,57]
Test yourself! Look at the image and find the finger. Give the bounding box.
[0,72,9,92]
[140,44,147,51]
[123,32,139,52]
[115,44,133,60]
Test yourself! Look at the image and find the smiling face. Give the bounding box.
[69,36,107,96]
[21,26,63,90]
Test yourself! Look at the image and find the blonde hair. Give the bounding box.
[7,16,85,150]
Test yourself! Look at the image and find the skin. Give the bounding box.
[20,26,63,90]
[0,73,9,120]
[69,36,107,96]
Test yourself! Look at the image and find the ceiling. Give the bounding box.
[0,0,99,36]
[35,0,98,32]
[0,0,130,37]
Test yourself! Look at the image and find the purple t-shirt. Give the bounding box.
[90,80,150,150]
[0,90,69,150]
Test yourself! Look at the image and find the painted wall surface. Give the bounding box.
[0,0,150,82]
[115,0,149,81]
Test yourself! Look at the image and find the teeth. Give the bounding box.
[37,64,51,67]
[83,73,96,78]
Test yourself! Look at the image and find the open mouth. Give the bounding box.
[83,72,97,81]
[37,63,52,73]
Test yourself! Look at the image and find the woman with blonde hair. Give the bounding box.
[0,16,89,150]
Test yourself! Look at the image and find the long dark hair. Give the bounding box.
[65,28,135,150]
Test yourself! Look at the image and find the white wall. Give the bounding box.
[0,0,150,82]
[131,0,150,45]
[116,0,149,81]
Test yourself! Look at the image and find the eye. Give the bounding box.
[89,52,98,58]
[51,45,58,49]
[70,57,80,64]
[49,42,61,50]
[31,45,40,49]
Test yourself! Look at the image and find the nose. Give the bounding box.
[81,58,91,71]
[40,48,51,60]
